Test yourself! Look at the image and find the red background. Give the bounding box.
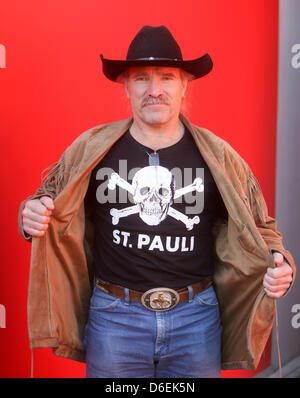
[0,0,278,377]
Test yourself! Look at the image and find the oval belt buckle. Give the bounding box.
[141,287,180,312]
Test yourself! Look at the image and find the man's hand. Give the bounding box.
[263,252,293,298]
[22,196,54,237]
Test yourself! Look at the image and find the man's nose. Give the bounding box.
[147,76,163,97]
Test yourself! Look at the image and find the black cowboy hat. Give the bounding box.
[100,25,213,82]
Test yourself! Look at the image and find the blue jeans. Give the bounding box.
[83,284,222,378]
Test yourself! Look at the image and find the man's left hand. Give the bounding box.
[263,252,293,298]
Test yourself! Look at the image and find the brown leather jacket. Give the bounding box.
[18,114,296,370]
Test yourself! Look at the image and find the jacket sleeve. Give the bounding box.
[224,142,296,295]
[245,165,296,294]
[18,151,67,241]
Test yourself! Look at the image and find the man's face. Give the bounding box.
[124,66,188,128]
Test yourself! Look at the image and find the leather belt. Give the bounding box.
[95,277,213,312]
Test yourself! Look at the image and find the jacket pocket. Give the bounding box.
[90,287,120,311]
[193,285,219,307]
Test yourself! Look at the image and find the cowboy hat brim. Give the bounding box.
[100,53,213,82]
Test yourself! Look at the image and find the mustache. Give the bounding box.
[142,96,170,107]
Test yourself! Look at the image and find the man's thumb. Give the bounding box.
[40,195,55,210]
[273,251,284,265]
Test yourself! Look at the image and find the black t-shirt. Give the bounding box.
[85,127,227,291]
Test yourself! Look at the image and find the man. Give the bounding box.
[19,26,295,378]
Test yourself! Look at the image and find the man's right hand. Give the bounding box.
[22,196,54,237]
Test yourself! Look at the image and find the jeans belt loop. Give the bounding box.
[187,285,194,302]
[124,288,130,305]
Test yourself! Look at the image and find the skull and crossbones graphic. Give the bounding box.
[108,165,203,231]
